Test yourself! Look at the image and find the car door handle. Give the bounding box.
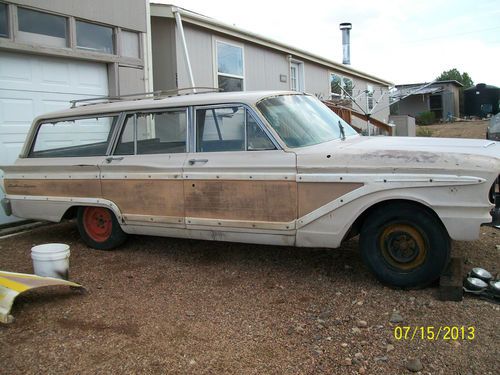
[105,156,124,163]
[188,159,208,165]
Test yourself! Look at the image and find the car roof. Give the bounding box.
[34,90,299,121]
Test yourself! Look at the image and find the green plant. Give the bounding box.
[416,126,433,137]
[436,68,474,89]
[416,111,436,125]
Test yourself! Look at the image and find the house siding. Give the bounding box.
[368,83,390,123]
[398,95,429,117]
[394,82,462,120]
[444,83,461,117]
[153,19,390,124]
[244,43,289,91]
[330,74,390,124]
[176,24,214,89]
[118,66,145,95]
[2,0,148,96]
[12,0,147,32]
[303,62,330,98]
[151,17,177,91]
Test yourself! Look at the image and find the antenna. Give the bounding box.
[334,80,439,135]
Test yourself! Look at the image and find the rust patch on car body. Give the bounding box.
[359,150,441,164]
[184,180,297,222]
[102,179,185,217]
[298,182,363,217]
[5,179,101,197]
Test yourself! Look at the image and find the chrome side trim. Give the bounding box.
[122,214,184,225]
[185,216,295,231]
[6,195,123,220]
[297,173,485,185]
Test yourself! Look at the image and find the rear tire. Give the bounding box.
[359,202,450,288]
[77,206,126,250]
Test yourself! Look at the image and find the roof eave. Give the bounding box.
[150,3,392,87]
[396,80,464,88]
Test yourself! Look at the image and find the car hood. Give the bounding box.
[295,136,500,176]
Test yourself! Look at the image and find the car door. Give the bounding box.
[183,104,297,232]
[99,107,188,227]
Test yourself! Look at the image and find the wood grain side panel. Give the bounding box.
[101,180,184,217]
[184,180,297,222]
[298,182,363,217]
[4,179,101,197]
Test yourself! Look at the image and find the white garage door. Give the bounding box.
[0,51,109,225]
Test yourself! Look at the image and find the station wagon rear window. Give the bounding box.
[29,115,118,158]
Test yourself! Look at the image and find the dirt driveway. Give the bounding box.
[1,223,499,375]
[1,122,499,374]
[418,119,488,139]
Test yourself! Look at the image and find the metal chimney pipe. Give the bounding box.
[339,22,352,65]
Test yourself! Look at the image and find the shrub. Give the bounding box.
[416,111,436,125]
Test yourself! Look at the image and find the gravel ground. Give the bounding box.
[0,224,499,375]
[1,121,499,374]
[418,120,488,139]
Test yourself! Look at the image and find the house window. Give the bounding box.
[76,20,114,54]
[343,77,353,97]
[216,40,244,92]
[0,2,8,38]
[290,61,304,91]
[17,7,68,47]
[121,30,140,58]
[367,85,374,111]
[330,73,353,99]
[330,73,342,97]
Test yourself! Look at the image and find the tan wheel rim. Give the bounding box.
[379,223,427,271]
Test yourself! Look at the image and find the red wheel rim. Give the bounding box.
[83,207,112,242]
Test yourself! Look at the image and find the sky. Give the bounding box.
[154,0,500,87]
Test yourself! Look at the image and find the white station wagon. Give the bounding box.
[1,91,499,288]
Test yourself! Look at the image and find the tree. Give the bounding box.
[436,68,474,89]
[436,68,474,117]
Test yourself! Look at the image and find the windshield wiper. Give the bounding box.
[338,120,346,141]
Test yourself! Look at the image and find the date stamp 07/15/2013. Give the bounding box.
[393,326,475,341]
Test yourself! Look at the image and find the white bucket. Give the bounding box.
[31,243,70,280]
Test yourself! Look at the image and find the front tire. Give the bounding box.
[359,202,450,288]
[77,206,127,250]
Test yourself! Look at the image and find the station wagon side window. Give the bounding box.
[114,109,187,155]
[29,115,118,158]
[195,106,275,152]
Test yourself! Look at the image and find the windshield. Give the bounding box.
[257,94,358,148]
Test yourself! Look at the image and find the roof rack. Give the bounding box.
[69,87,222,108]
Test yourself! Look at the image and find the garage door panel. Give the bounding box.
[0,95,35,125]
[74,63,108,92]
[39,92,83,113]
[0,54,33,87]
[41,98,72,114]
[0,52,109,225]
[0,135,26,165]
[0,123,31,135]
[40,60,71,88]
[0,52,108,95]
